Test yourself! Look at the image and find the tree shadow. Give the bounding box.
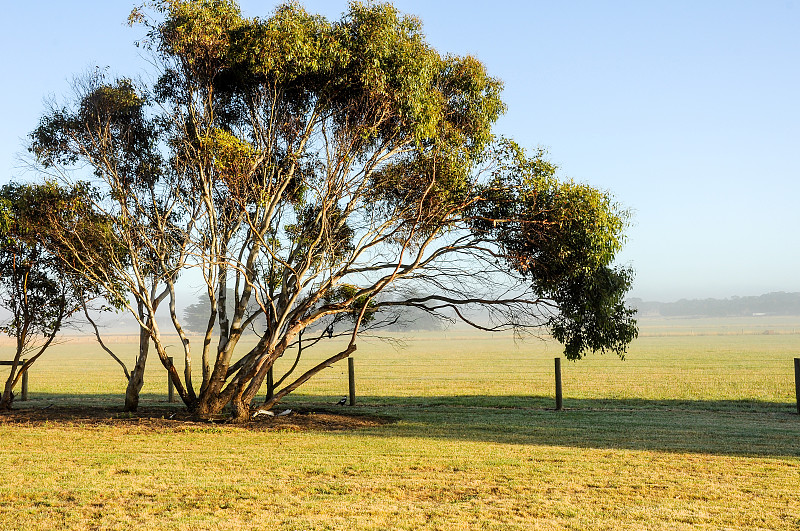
[6,392,799,458]
[6,392,178,406]
[289,394,800,459]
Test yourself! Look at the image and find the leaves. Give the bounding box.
[0,182,91,339]
[31,76,162,190]
[548,266,638,360]
[468,140,636,358]
[472,140,629,285]
[157,0,244,81]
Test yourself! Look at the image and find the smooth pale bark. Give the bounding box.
[123,323,150,412]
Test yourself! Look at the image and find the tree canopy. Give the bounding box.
[29,0,636,421]
[0,182,98,408]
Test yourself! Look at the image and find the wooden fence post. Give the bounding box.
[167,356,176,403]
[554,357,563,411]
[21,359,28,402]
[794,358,799,415]
[348,357,356,406]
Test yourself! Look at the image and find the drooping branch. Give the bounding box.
[82,301,131,381]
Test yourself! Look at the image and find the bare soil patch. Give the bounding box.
[0,405,392,432]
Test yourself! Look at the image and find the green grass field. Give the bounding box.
[1,316,799,529]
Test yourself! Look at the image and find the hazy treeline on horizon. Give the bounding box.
[629,292,800,317]
[9,292,800,338]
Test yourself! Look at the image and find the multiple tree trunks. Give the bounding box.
[14,1,635,418]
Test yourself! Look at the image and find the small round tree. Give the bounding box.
[0,182,102,409]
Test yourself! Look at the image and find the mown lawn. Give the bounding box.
[0,317,798,529]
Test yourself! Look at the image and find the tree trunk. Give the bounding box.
[0,388,13,410]
[124,324,150,412]
[0,365,24,410]
[230,390,250,423]
[0,349,23,410]
[193,394,225,419]
[1,372,16,410]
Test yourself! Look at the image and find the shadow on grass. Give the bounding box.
[293,394,800,459]
[9,392,179,406]
[8,392,800,458]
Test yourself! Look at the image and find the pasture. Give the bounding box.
[0,316,799,529]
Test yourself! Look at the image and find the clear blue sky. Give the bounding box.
[1,1,798,302]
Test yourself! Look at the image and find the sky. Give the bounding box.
[1,1,798,302]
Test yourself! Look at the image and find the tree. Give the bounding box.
[30,0,636,422]
[0,182,92,409]
[30,71,182,412]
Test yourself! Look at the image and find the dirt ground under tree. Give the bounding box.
[0,405,391,433]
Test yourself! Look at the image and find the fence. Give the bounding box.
[333,356,800,413]
[10,330,800,413]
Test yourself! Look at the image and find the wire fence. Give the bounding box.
[3,328,799,407]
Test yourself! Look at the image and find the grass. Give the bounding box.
[0,316,799,529]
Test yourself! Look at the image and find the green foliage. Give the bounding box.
[473,141,628,282]
[364,50,504,234]
[0,182,87,339]
[153,1,504,218]
[7,181,128,310]
[157,0,244,81]
[286,205,355,268]
[31,76,161,190]
[230,3,341,85]
[323,284,377,325]
[199,128,259,199]
[548,266,638,360]
[470,140,636,358]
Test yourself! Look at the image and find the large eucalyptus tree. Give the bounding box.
[30,0,636,421]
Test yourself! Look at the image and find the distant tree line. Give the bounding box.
[628,292,800,317]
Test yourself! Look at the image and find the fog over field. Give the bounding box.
[46,291,800,339]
